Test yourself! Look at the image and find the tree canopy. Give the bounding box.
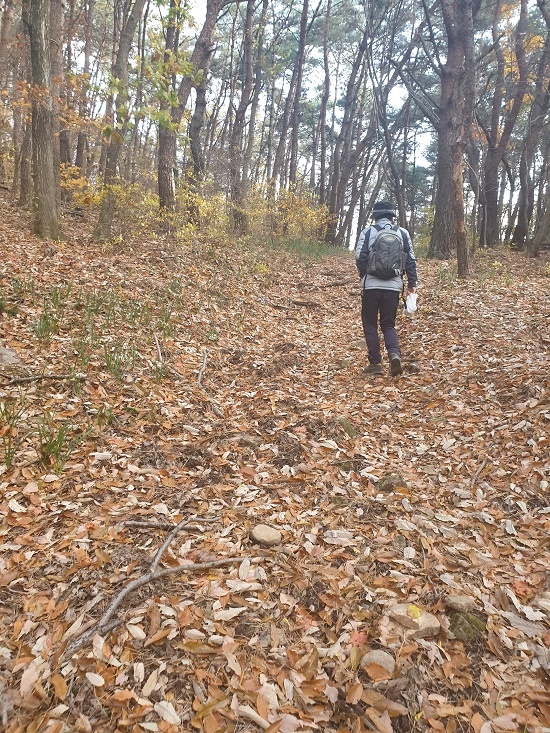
[1,0,550,264]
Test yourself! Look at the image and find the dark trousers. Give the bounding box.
[361,289,400,364]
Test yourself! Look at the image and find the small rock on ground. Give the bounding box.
[448,612,486,642]
[250,524,282,547]
[360,650,396,677]
[388,603,441,639]
[0,347,19,365]
[377,472,408,492]
[337,416,357,437]
[445,594,477,613]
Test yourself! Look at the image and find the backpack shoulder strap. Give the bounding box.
[367,224,381,248]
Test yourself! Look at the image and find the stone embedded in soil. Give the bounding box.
[0,347,19,365]
[388,603,441,639]
[377,472,408,492]
[448,612,486,642]
[337,416,357,437]
[445,594,477,613]
[360,650,396,677]
[249,524,282,547]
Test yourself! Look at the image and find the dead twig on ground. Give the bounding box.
[1,373,86,387]
[315,278,355,289]
[62,515,244,659]
[290,299,319,308]
[195,348,224,417]
[470,458,488,490]
[197,349,208,387]
[122,517,217,530]
[154,334,163,362]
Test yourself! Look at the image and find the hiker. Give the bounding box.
[355,200,418,376]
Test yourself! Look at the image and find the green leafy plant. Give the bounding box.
[0,395,26,468]
[0,292,18,316]
[49,282,72,310]
[36,411,86,473]
[158,304,174,336]
[96,404,117,429]
[267,237,345,261]
[32,300,59,341]
[152,362,168,383]
[72,336,91,369]
[103,340,137,379]
[11,277,36,302]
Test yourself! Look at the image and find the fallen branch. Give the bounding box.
[154,334,163,362]
[194,349,224,417]
[122,517,217,530]
[62,515,245,658]
[62,557,244,659]
[2,373,86,387]
[290,299,319,308]
[197,349,208,387]
[265,300,296,311]
[469,458,488,490]
[315,278,355,289]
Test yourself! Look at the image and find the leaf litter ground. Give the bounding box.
[0,197,549,733]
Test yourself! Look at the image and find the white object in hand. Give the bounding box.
[405,292,418,313]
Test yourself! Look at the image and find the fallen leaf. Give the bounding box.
[154,700,181,724]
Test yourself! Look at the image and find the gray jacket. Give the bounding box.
[355,217,418,291]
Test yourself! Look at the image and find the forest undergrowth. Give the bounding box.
[0,193,549,733]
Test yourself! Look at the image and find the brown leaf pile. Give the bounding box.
[0,196,549,733]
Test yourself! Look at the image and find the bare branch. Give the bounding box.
[1,374,86,387]
[197,348,208,387]
[62,557,244,659]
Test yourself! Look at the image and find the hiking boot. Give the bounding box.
[364,362,383,375]
[390,353,403,376]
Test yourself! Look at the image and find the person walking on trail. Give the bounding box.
[355,200,418,376]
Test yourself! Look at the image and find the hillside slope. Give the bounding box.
[1,197,549,732]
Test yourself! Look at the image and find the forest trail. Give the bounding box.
[1,197,549,732]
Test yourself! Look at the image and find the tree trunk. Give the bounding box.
[93,0,146,241]
[325,26,369,244]
[229,0,254,234]
[25,0,60,239]
[18,122,32,207]
[75,0,94,172]
[480,0,528,247]
[242,0,268,188]
[288,0,309,187]
[529,191,550,256]
[318,0,331,205]
[511,0,550,248]
[427,0,479,271]
[157,0,224,211]
[50,0,63,203]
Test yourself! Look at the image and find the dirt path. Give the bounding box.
[1,200,549,732]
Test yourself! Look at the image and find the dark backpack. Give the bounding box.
[366,224,407,279]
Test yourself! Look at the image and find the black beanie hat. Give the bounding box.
[372,200,396,219]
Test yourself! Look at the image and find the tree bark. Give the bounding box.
[479,0,528,248]
[24,0,60,239]
[288,0,309,187]
[318,0,331,205]
[325,26,369,244]
[50,0,63,203]
[427,0,479,272]
[511,0,550,249]
[75,0,94,172]
[92,0,146,241]
[157,0,225,211]
[229,0,254,234]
